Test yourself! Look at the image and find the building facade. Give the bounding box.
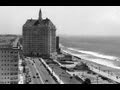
[23,9,56,57]
[0,37,20,84]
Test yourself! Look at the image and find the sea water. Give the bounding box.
[60,36,120,69]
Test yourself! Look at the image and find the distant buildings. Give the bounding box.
[0,36,20,84]
[23,9,56,58]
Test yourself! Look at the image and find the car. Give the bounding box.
[45,80,48,83]
[36,73,39,76]
[33,76,36,78]
[37,76,39,78]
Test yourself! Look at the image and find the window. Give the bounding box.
[10,52,13,54]
[14,64,18,67]
[10,81,18,84]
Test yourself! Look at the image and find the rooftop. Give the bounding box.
[23,9,56,30]
[24,18,50,27]
[0,35,18,48]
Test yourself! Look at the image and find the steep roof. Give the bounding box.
[23,9,56,30]
[23,18,56,30]
[23,19,37,27]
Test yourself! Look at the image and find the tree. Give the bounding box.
[82,78,91,84]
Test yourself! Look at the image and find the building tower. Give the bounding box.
[23,9,56,58]
[38,9,42,21]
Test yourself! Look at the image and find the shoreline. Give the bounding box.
[60,46,120,77]
[60,43,119,61]
[59,50,120,83]
[79,58,120,76]
[60,44,120,69]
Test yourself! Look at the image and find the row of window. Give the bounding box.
[0,81,18,84]
[0,81,10,84]
[0,56,18,58]
[0,77,9,79]
[0,51,18,54]
[0,60,18,62]
[1,72,18,75]
[0,64,18,66]
[0,76,18,79]
[0,68,18,71]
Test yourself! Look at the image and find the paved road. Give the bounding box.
[25,58,43,84]
[32,58,57,84]
[25,57,57,84]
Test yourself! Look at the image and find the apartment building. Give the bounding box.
[0,37,20,84]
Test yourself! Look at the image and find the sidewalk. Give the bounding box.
[40,58,64,84]
[18,59,24,84]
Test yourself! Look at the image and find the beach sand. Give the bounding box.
[78,58,120,76]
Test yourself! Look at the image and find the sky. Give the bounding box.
[0,6,120,36]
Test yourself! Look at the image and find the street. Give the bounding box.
[25,57,57,84]
[25,58,43,84]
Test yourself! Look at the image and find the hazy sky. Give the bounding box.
[0,6,120,36]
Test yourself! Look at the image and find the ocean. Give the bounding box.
[60,36,120,58]
[60,36,120,69]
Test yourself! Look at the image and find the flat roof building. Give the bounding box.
[0,36,20,84]
[23,9,56,57]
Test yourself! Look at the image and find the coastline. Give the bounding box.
[60,47,120,83]
[79,58,120,76]
[60,44,120,72]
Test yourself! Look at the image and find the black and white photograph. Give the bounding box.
[0,6,120,84]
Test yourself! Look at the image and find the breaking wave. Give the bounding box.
[67,47,119,61]
[60,44,120,69]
